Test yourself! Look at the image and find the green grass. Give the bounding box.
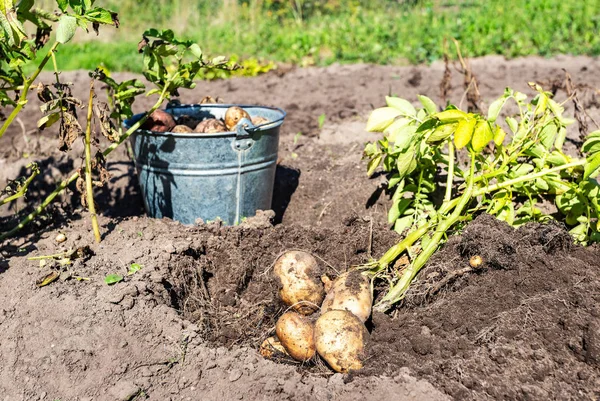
[33,0,600,73]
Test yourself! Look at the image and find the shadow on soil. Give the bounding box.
[271,165,300,224]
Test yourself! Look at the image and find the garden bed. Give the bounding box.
[1,56,600,400]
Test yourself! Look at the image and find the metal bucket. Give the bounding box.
[124,104,286,225]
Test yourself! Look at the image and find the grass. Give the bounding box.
[32,0,600,73]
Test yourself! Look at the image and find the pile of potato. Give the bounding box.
[260,251,372,373]
[141,106,269,134]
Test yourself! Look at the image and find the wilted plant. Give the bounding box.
[0,1,238,242]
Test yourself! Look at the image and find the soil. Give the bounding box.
[1,55,600,400]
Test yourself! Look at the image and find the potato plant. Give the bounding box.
[0,1,238,242]
[363,84,600,311]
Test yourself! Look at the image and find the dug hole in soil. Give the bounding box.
[1,55,600,400]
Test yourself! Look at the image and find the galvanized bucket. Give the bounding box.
[124,104,286,225]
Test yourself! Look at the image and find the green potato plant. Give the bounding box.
[363,84,600,312]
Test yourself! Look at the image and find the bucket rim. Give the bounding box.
[124,103,286,138]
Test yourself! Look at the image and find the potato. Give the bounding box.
[259,336,290,360]
[171,124,193,133]
[273,251,325,315]
[225,106,251,131]
[141,109,176,132]
[251,116,269,126]
[321,270,372,323]
[275,311,316,362]
[194,118,226,133]
[314,310,368,373]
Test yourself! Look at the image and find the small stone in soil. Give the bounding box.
[228,369,243,382]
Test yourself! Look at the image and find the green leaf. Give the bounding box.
[493,126,506,147]
[547,98,564,116]
[318,113,326,129]
[582,136,600,154]
[189,43,202,59]
[432,109,468,123]
[471,121,493,152]
[386,96,416,116]
[487,97,507,122]
[367,154,382,177]
[426,123,455,144]
[388,175,402,188]
[37,113,60,130]
[394,215,413,234]
[506,117,518,134]
[56,0,68,12]
[546,151,569,166]
[366,107,402,132]
[535,177,549,192]
[416,117,438,133]
[396,151,416,179]
[104,274,124,285]
[540,123,558,150]
[56,15,78,44]
[453,118,476,149]
[511,163,534,178]
[584,152,600,180]
[128,263,143,275]
[84,8,117,25]
[418,95,437,115]
[554,126,567,151]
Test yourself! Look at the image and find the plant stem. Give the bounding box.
[0,42,59,139]
[375,151,477,312]
[84,80,102,243]
[0,88,170,242]
[0,164,40,207]
[473,159,585,197]
[370,223,432,273]
[444,138,455,202]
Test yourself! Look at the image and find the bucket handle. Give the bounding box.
[235,117,256,138]
[233,118,256,151]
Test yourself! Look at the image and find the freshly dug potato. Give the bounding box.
[314,310,368,373]
[141,109,176,132]
[275,311,316,362]
[251,116,269,126]
[225,106,251,130]
[259,336,290,360]
[171,124,194,133]
[273,251,325,315]
[320,270,372,323]
[194,118,226,133]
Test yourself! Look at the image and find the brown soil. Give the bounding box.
[1,55,600,400]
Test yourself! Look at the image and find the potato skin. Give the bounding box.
[273,251,325,315]
[251,116,269,126]
[194,118,227,133]
[171,124,194,133]
[321,270,372,323]
[225,106,251,130]
[275,312,316,362]
[259,336,290,360]
[314,310,368,373]
[141,109,176,132]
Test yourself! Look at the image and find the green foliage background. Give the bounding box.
[31,0,600,73]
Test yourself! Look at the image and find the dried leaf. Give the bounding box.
[36,271,60,287]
